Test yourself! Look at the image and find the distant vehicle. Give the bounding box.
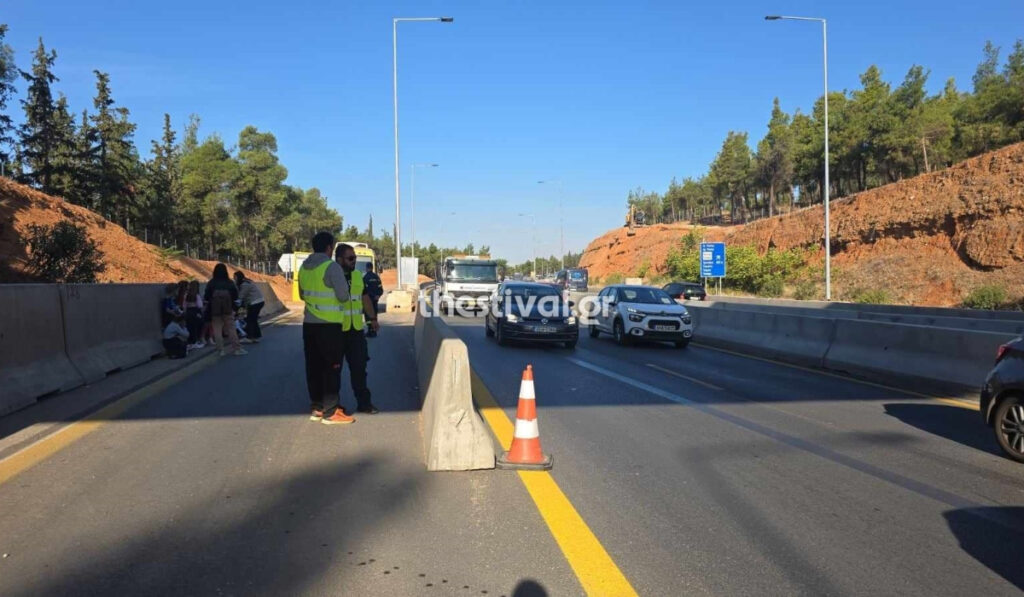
[555,268,589,292]
[485,282,578,348]
[438,255,500,312]
[663,282,707,302]
[981,337,1024,462]
[589,285,693,348]
[512,272,524,281]
[335,241,375,275]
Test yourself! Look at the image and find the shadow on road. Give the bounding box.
[883,403,1001,457]
[3,456,419,597]
[944,507,1024,591]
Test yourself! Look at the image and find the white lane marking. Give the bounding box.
[645,363,723,391]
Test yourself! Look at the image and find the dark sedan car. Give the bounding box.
[485,282,579,349]
[981,337,1024,462]
[663,282,707,301]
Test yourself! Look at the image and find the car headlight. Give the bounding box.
[506,313,519,323]
[628,313,644,322]
[567,316,577,325]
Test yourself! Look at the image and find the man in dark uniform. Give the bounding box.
[334,243,380,414]
[362,263,384,338]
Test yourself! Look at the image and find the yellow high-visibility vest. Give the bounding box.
[298,261,345,324]
[342,270,365,332]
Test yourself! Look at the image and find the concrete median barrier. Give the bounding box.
[61,284,165,383]
[254,281,285,317]
[824,319,1015,390]
[387,290,415,314]
[689,305,836,368]
[413,306,495,471]
[0,285,85,414]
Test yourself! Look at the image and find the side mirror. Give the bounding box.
[568,300,576,308]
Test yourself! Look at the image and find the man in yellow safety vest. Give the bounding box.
[298,231,356,425]
[334,243,380,414]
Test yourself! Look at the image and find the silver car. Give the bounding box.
[589,285,694,348]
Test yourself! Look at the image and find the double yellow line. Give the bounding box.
[471,371,638,597]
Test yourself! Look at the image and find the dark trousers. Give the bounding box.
[342,329,372,410]
[163,337,187,359]
[185,307,203,343]
[245,302,264,339]
[303,323,344,414]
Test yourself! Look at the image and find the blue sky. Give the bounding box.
[5,0,1023,263]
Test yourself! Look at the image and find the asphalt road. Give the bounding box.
[447,312,1024,596]
[0,313,582,597]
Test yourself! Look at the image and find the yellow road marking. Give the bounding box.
[471,371,638,597]
[646,363,723,391]
[694,343,980,411]
[0,349,221,486]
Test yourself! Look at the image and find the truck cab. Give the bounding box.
[438,256,500,312]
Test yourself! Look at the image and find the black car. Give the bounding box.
[485,282,579,349]
[663,282,707,301]
[981,337,1024,462]
[555,268,589,292]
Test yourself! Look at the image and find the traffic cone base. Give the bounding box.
[497,451,552,471]
[497,364,553,471]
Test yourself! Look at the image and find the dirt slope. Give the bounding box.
[579,142,1024,306]
[0,177,290,302]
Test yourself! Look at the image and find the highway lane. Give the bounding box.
[448,313,1024,596]
[0,314,583,597]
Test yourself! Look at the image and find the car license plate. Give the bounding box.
[654,325,675,331]
[533,326,557,333]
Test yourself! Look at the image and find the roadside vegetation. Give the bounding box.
[25,221,105,283]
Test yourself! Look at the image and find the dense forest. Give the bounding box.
[627,40,1024,225]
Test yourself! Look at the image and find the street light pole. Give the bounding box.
[538,179,564,269]
[765,15,830,300]
[393,16,452,288]
[410,163,438,259]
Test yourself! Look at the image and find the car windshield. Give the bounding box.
[447,264,499,282]
[620,288,675,305]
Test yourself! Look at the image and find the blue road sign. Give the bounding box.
[700,242,726,278]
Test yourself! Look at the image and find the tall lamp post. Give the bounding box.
[765,14,830,300]
[410,162,438,258]
[393,16,453,288]
[537,179,564,269]
[517,213,537,277]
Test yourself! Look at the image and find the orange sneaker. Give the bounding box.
[309,409,324,422]
[321,409,355,425]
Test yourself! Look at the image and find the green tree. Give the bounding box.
[179,134,237,256]
[18,38,60,190]
[708,131,753,222]
[47,94,79,201]
[140,113,180,242]
[755,98,794,217]
[0,24,17,167]
[89,70,141,226]
[233,125,288,261]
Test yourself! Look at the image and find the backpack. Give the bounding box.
[210,287,234,316]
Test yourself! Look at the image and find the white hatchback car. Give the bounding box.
[589,285,694,348]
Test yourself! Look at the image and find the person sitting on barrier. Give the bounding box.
[233,271,265,344]
[162,283,184,327]
[163,313,190,359]
[204,263,246,357]
[184,280,205,349]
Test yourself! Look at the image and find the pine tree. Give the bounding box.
[141,113,180,243]
[89,70,141,226]
[48,94,79,200]
[755,98,794,217]
[18,38,60,190]
[73,109,100,209]
[0,24,18,168]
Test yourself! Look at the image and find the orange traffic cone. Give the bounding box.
[497,364,553,470]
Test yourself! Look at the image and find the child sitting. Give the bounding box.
[163,313,190,359]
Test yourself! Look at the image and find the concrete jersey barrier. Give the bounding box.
[61,284,165,383]
[824,319,1016,390]
[689,305,835,368]
[253,281,285,316]
[0,285,85,414]
[413,306,495,471]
